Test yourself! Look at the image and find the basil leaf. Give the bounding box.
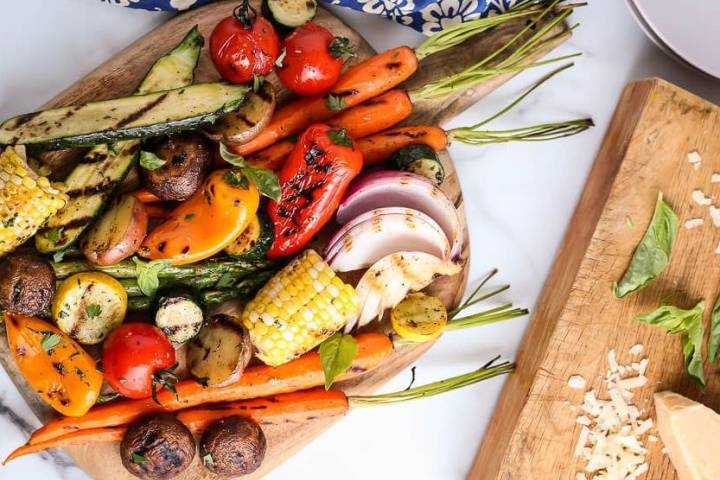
[326,94,346,111]
[242,165,281,201]
[253,74,264,93]
[275,48,287,68]
[318,332,358,389]
[327,128,352,147]
[132,453,147,464]
[40,332,62,354]
[218,142,246,167]
[85,304,101,318]
[613,192,679,298]
[132,257,170,298]
[636,301,705,386]
[139,150,166,171]
[710,296,720,363]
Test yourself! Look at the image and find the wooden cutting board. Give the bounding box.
[0,1,570,478]
[470,78,720,479]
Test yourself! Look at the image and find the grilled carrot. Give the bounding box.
[230,47,418,156]
[9,361,514,462]
[248,89,413,170]
[4,427,126,463]
[27,332,392,445]
[5,389,348,463]
[132,189,162,203]
[358,126,448,166]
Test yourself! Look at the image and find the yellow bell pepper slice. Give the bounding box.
[140,169,260,265]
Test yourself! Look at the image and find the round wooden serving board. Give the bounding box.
[0,2,571,478]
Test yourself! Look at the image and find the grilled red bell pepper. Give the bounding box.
[267,124,362,258]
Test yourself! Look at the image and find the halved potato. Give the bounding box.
[204,82,276,146]
[81,194,148,266]
[187,314,253,387]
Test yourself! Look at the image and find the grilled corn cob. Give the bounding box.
[0,146,67,256]
[242,249,360,366]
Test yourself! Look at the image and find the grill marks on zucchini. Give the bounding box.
[0,83,250,150]
[34,27,206,253]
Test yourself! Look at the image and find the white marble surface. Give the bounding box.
[1,1,720,479]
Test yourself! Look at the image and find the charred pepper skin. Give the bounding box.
[267,124,363,258]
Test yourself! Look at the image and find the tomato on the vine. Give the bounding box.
[102,323,177,401]
[210,1,281,84]
[276,22,354,96]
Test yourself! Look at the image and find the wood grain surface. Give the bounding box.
[470,78,720,479]
[0,1,571,478]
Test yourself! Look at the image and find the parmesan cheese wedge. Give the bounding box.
[655,391,720,480]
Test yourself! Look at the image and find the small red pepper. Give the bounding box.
[267,124,362,258]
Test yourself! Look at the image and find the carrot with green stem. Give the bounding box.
[228,0,584,158]
[5,361,513,462]
[413,0,580,100]
[24,332,392,446]
[249,89,413,170]
[252,63,593,169]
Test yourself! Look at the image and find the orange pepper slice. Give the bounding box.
[140,169,259,265]
[4,313,102,417]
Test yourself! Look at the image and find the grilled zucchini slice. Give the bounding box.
[225,212,274,262]
[52,272,128,344]
[390,292,447,342]
[0,83,249,150]
[34,27,205,253]
[391,144,445,185]
[187,314,253,387]
[262,0,317,31]
[155,290,204,345]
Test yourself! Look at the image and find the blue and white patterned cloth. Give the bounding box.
[101,0,518,35]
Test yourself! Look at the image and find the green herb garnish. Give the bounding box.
[327,128,353,147]
[85,304,101,318]
[218,143,281,200]
[46,227,63,243]
[329,37,355,59]
[139,151,166,171]
[326,94,346,111]
[132,453,147,465]
[203,453,215,466]
[614,192,679,298]
[40,332,62,355]
[132,257,171,298]
[636,301,705,386]
[318,332,358,389]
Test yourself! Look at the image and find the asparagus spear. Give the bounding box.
[51,257,279,280]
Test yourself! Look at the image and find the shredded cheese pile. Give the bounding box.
[572,347,653,480]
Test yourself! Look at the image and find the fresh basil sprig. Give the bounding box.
[132,257,171,298]
[614,192,679,298]
[218,143,281,201]
[636,301,705,386]
[318,332,358,389]
[710,296,720,364]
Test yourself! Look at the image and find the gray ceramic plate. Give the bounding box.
[627,0,720,79]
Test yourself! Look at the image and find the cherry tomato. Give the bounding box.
[102,323,176,400]
[210,1,281,84]
[276,23,353,96]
